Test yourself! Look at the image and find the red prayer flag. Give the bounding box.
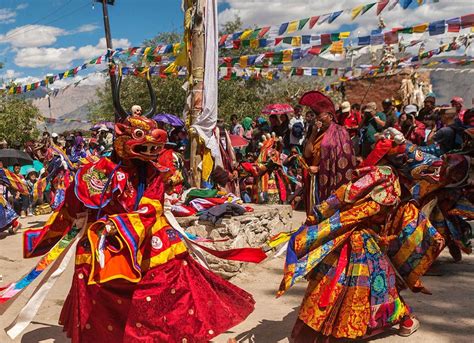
[275,37,283,45]
[309,45,322,55]
[321,33,331,45]
[219,34,228,46]
[309,16,320,29]
[259,27,270,37]
[461,14,474,28]
[384,31,399,44]
[377,0,390,15]
[232,40,241,49]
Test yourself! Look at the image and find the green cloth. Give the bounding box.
[242,117,253,131]
[365,111,386,145]
[185,189,218,204]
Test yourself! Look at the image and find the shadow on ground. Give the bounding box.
[20,322,67,343]
[233,307,299,342]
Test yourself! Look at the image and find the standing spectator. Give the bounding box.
[51,133,60,146]
[11,164,29,218]
[431,107,464,154]
[289,105,305,151]
[417,93,436,122]
[279,113,291,150]
[421,113,437,145]
[268,114,280,136]
[360,102,386,157]
[399,105,425,146]
[382,99,397,129]
[241,117,254,141]
[25,169,38,216]
[339,101,362,138]
[230,114,244,137]
[451,97,466,123]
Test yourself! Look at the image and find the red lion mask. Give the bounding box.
[114,116,167,161]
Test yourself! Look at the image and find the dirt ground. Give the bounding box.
[0,212,472,343]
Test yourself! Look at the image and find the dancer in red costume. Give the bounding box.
[20,115,262,343]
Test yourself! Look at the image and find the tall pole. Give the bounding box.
[186,0,206,187]
[100,0,118,118]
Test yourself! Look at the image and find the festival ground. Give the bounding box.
[0,212,472,343]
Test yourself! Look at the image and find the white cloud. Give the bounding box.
[13,38,131,70]
[77,37,131,60]
[0,8,16,24]
[0,25,66,48]
[0,23,102,48]
[16,3,28,10]
[73,24,100,34]
[0,69,22,81]
[15,46,77,69]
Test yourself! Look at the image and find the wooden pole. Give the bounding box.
[100,0,118,120]
[187,0,205,187]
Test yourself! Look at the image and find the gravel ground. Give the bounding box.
[0,212,472,343]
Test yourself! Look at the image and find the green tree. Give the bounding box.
[219,15,243,35]
[88,75,186,122]
[143,31,182,46]
[0,96,40,146]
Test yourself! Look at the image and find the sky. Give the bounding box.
[0,0,473,88]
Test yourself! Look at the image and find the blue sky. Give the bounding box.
[1,0,473,86]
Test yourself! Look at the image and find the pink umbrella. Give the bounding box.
[261,103,294,115]
[229,134,249,148]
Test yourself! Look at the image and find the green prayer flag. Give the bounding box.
[330,33,341,42]
[361,3,376,15]
[298,18,310,30]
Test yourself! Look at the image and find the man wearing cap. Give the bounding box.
[417,93,436,122]
[51,133,60,146]
[360,102,386,157]
[300,91,356,215]
[399,104,426,146]
[338,101,361,139]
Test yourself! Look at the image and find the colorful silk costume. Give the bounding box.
[361,128,473,260]
[279,166,444,341]
[2,116,265,342]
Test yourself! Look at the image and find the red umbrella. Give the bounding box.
[261,103,294,115]
[229,134,249,148]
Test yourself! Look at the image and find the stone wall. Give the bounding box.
[177,204,293,279]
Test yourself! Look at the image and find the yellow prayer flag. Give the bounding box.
[282,65,292,72]
[173,43,181,55]
[250,39,259,49]
[339,31,351,39]
[413,23,428,33]
[291,36,301,47]
[282,49,293,63]
[351,5,364,20]
[201,148,213,182]
[471,27,474,33]
[143,47,151,56]
[240,29,253,40]
[64,70,70,78]
[330,41,344,54]
[26,84,31,91]
[240,55,249,68]
[287,21,298,33]
[318,69,324,76]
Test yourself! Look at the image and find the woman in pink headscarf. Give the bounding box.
[451,96,466,122]
[300,91,356,217]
